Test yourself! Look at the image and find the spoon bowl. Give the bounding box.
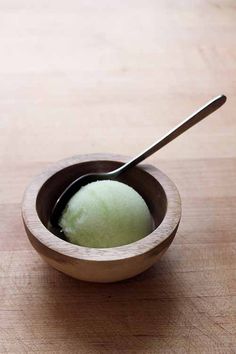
[51,171,113,224]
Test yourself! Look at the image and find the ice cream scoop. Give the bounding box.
[59,180,153,248]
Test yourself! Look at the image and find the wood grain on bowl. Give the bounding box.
[22,154,181,282]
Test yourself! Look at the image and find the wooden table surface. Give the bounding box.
[1,1,236,353]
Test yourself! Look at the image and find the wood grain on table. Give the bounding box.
[0,1,236,353]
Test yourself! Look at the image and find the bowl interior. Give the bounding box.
[36,160,167,241]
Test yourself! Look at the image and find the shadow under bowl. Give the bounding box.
[22,153,181,283]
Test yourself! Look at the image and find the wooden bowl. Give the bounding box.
[22,154,181,283]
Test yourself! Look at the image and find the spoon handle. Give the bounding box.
[113,94,227,176]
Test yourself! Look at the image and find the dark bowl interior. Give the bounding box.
[36,160,167,242]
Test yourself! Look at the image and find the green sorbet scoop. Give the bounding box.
[59,180,153,248]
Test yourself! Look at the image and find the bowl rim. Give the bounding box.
[22,153,181,261]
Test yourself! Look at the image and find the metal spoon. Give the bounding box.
[51,94,226,226]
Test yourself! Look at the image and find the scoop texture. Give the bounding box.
[59,180,153,248]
